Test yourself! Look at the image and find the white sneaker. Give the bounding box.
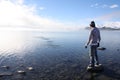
[95,64,102,67]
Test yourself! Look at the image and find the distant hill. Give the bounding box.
[85,26,120,30]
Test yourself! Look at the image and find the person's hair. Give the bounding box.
[90,21,95,27]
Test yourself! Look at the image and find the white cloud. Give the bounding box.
[91,3,119,9]
[103,21,120,28]
[101,4,108,8]
[88,11,120,22]
[90,3,108,8]
[90,3,99,8]
[0,0,35,26]
[106,11,120,20]
[0,0,78,31]
[39,7,45,10]
[14,0,24,4]
[110,4,119,8]
[85,11,120,28]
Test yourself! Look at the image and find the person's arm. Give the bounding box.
[98,30,101,42]
[85,31,92,48]
[87,31,92,45]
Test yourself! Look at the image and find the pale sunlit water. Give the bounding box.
[0,30,120,80]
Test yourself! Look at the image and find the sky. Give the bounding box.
[0,0,120,31]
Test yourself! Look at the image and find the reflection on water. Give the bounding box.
[0,30,120,80]
[0,31,25,52]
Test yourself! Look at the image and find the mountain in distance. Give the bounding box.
[85,26,120,30]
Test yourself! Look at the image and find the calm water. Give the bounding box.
[0,30,120,80]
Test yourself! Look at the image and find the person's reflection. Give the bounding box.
[89,72,95,80]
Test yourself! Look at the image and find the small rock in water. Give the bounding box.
[27,67,34,71]
[71,64,78,68]
[20,64,24,67]
[117,49,119,51]
[17,70,26,75]
[97,47,106,50]
[0,72,13,77]
[1,66,10,69]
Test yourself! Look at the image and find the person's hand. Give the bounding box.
[85,42,89,48]
[85,44,87,48]
[97,42,100,47]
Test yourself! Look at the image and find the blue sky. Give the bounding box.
[24,0,120,22]
[0,0,120,31]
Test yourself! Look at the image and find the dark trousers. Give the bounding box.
[89,45,99,66]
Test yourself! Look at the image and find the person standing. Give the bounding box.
[85,21,101,68]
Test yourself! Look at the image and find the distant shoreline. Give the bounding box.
[85,27,120,31]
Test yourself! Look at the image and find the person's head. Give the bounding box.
[90,21,95,28]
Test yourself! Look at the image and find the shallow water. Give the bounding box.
[0,30,120,80]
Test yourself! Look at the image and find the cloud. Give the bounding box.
[0,0,35,26]
[91,3,119,9]
[90,11,120,21]
[109,4,119,8]
[39,7,45,10]
[86,11,120,28]
[91,3,108,8]
[0,0,77,31]
[90,3,99,8]
[103,21,120,28]
[101,4,108,8]
[14,0,24,4]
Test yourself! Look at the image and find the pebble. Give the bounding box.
[27,67,34,71]
[117,49,119,51]
[1,66,10,69]
[17,70,26,75]
[0,72,13,77]
[71,64,78,68]
[97,47,106,50]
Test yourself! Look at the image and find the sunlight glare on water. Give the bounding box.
[0,30,25,53]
